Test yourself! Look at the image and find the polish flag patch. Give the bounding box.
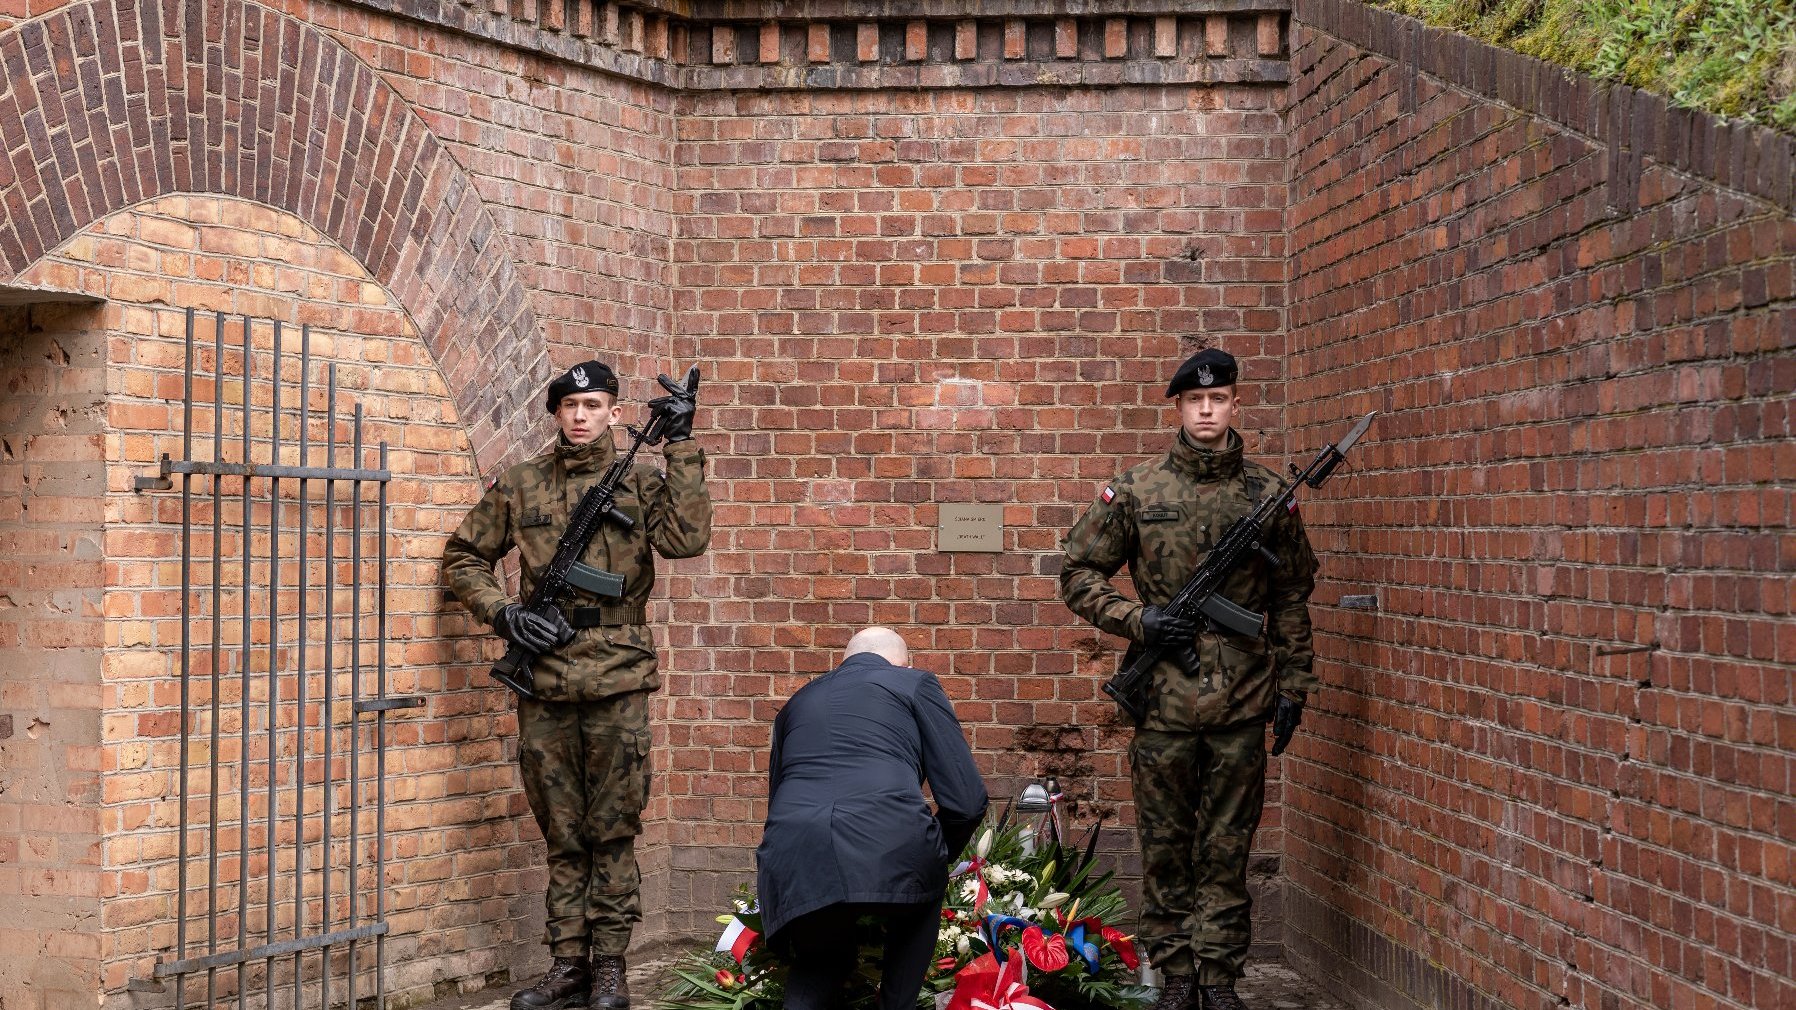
[1101,486,1116,503]
[1287,496,1300,514]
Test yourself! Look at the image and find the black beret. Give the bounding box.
[1166,348,1239,397]
[545,360,620,411]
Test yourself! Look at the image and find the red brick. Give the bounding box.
[955,20,976,61]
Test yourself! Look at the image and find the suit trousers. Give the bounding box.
[776,902,939,1010]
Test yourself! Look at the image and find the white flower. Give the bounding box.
[956,935,971,955]
[1038,892,1071,909]
[975,828,994,860]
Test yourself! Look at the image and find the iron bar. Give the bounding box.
[161,458,391,481]
[207,310,225,1009]
[266,318,281,1006]
[376,438,390,1010]
[321,362,337,1010]
[176,307,194,1010]
[353,697,422,714]
[348,402,363,1008]
[238,312,252,1010]
[154,922,390,977]
[293,324,310,1010]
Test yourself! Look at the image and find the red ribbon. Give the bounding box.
[959,856,991,913]
[948,951,1055,1010]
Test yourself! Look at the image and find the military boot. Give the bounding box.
[1150,973,1197,1010]
[511,956,589,1010]
[1197,983,1247,1010]
[590,953,630,1010]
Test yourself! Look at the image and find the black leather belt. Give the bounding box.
[565,605,647,628]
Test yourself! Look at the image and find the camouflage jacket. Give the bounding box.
[442,435,712,702]
[1060,429,1317,732]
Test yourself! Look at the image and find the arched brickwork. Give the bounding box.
[0,0,549,468]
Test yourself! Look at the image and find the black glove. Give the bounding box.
[1270,693,1305,756]
[494,603,575,654]
[648,393,695,442]
[1140,605,1198,646]
[649,367,701,443]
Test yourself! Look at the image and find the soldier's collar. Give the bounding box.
[1171,428,1243,481]
[555,432,617,473]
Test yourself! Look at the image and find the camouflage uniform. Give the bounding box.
[1060,429,1316,985]
[443,434,711,957]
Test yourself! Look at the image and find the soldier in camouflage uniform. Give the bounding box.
[443,360,712,1010]
[1059,349,1318,1010]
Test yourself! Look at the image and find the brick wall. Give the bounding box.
[294,0,681,400]
[5,0,1792,1006]
[1283,3,1796,1009]
[0,299,107,1010]
[663,82,1294,938]
[12,195,532,1007]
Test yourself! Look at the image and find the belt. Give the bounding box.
[565,604,647,628]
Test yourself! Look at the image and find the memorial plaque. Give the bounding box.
[938,503,1005,552]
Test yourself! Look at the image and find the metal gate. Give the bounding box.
[135,308,419,1009]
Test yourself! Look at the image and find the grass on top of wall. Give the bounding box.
[1368,0,1796,133]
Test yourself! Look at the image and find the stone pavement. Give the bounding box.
[413,951,1349,1010]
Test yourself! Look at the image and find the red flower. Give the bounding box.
[714,969,735,987]
[1099,925,1140,970]
[1020,925,1070,972]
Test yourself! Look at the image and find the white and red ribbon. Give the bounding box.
[715,917,760,964]
[966,950,1054,1010]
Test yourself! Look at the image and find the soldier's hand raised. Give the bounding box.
[648,393,696,442]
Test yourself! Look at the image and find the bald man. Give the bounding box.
[756,628,988,1010]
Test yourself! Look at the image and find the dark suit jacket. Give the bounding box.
[755,652,989,941]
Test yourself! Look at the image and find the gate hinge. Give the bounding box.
[134,453,173,492]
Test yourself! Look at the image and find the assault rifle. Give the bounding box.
[1103,412,1376,724]
[489,366,701,699]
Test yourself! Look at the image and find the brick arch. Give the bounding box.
[0,0,547,467]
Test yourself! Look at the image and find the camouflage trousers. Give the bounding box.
[1128,720,1267,985]
[519,690,653,958]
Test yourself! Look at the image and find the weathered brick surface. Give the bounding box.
[16,196,527,1006]
[1283,6,1796,1010]
[293,0,680,423]
[0,299,107,1010]
[0,0,553,474]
